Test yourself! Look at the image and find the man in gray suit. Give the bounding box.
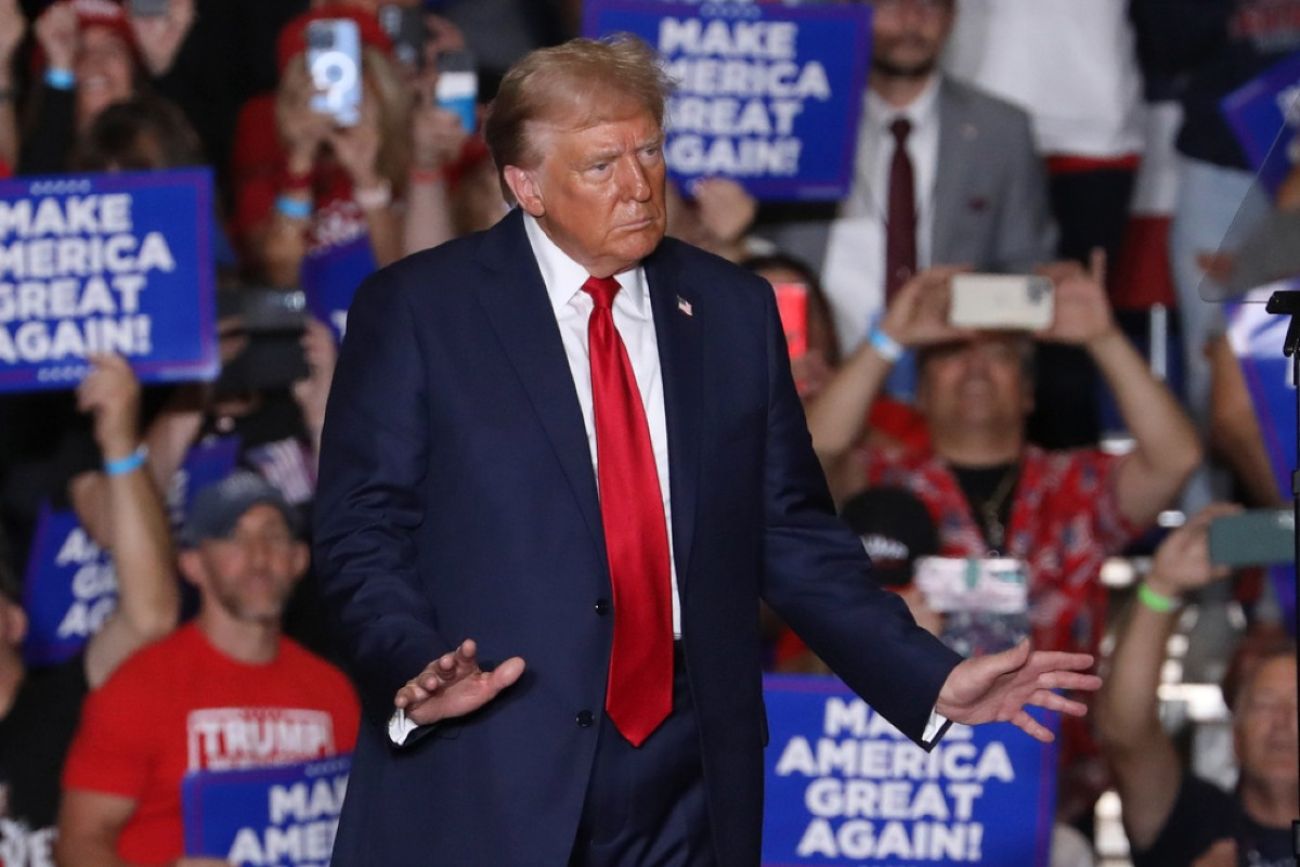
[762,0,1055,359]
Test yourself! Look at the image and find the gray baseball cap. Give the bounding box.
[179,471,301,549]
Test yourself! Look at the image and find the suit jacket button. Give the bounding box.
[576,710,595,728]
[594,598,611,616]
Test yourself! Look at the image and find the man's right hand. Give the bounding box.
[35,0,77,73]
[395,639,526,726]
[77,354,142,461]
[1146,503,1240,599]
[879,266,971,348]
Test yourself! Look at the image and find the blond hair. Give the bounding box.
[483,34,674,202]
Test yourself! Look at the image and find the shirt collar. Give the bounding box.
[866,73,941,134]
[523,212,651,319]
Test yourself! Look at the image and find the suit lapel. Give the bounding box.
[473,210,607,560]
[645,244,702,586]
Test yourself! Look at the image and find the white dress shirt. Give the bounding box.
[523,212,683,639]
[823,75,941,354]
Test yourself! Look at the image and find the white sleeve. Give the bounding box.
[920,709,951,748]
[388,708,419,745]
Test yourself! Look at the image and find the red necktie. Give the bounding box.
[582,275,673,747]
[885,117,917,300]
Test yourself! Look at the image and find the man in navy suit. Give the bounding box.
[314,35,1100,866]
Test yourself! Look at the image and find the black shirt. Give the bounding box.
[950,461,1020,553]
[1132,772,1294,867]
[0,655,90,855]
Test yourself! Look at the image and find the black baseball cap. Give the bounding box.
[840,487,939,588]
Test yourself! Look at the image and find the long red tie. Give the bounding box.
[582,275,673,747]
[885,117,917,301]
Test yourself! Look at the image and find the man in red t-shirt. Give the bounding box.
[56,472,360,867]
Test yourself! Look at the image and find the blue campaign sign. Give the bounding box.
[583,0,872,201]
[22,501,117,667]
[0,170,218,393]
[301,235,375,344]
[762,676,1057,867]
[164,435,242,529]
[1221,51,1300,196]
[1226,293,1298,629]
[182,755,351,866]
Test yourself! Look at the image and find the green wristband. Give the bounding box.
[1138,582,1178,613]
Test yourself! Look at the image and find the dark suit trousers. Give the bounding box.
[569,646,716,866]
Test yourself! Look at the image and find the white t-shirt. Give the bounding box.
[942,0,1144,158]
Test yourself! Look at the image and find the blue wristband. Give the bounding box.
[868,323,904,363]
[44,67,75,91]
[104,445,148,477]
[275,195,312,221]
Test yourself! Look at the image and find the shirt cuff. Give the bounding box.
[389,708,419,745]
[920,708,952,748]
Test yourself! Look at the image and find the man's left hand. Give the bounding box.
[934,639,1101,743]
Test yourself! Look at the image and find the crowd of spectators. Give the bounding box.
[0,0,1296,865]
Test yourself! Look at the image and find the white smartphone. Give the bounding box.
[948,274,1054,331]
[307,19,363,127]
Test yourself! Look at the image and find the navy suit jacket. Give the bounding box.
[313,209,961,866]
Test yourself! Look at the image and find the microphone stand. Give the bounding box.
[1262,288,1300,859]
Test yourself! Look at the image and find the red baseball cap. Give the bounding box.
[276,5,394,74]
[71,0,137,51]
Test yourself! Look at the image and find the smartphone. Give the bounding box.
[217,288,307,331]
[436,49,478,133]
[773,283,808,362]
[307,19,363,127]
[1209,509,1295,566]
[378,5,425,70]
[129,0,169,16]
[215,289,310,395]
[949,274,1054,331]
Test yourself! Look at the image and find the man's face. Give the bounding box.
[917,334,1032,434]
[507,101,667,278]
[870,0,955,79]
[1234,656,1298,788]
[76,25,134,120]
[186,505,307,625]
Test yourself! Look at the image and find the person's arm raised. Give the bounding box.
[1095,504,1238,850]
[805,267,969,465]
[76,355,179,688]
[1038,251,1202,527]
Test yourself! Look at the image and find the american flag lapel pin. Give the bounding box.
[677,296,693,317]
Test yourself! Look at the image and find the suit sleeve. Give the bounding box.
[313,268,450,731]
[993,108,1057,272]
[755,286,962,745]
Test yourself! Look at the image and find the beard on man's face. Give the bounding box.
[872,55,938,79]
[871,37,941,79]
